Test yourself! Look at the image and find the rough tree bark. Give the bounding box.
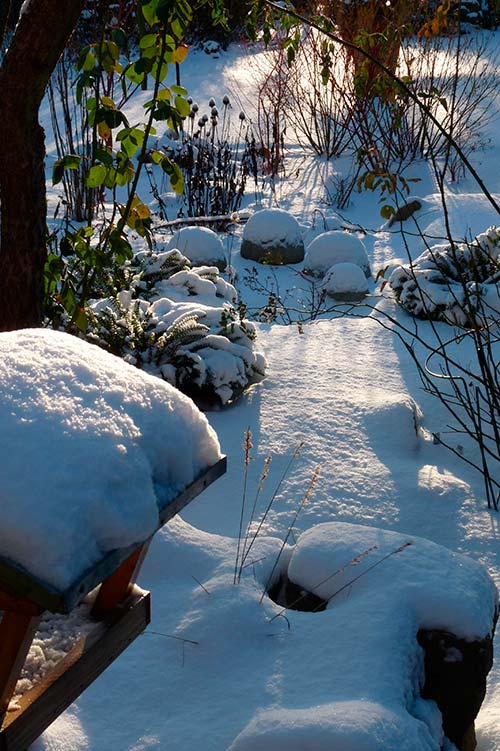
[0,0,84,331]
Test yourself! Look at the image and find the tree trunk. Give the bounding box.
[0,0,84,331]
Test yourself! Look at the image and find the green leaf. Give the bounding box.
[86,164,107,188]
[141,0,160,26]
[160,157,184,195]
[52,154,81,185]
[112,27,128,50]
[140,33,158,49]
[81,50,96,72]
[175,95,191,117]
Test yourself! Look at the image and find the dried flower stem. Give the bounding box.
[234,428,253,584]
[238,454,272,582]
[260,465,321,603]
[240,441,305,577]
[313,541,413,612]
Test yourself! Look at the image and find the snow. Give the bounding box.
[23,28,500,751]
[0,328,221,589]
[13,603,95,705]
[323,261,369,298]
[287,522,497,639]
[304,230,372,278]
[165,227,226,269]
[242,208,302,247]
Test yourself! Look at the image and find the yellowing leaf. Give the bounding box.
[98,122,112,141]
[101,96,116,109]
[173,44,189,64]
[157,89,171,102]
[136,203,151,220]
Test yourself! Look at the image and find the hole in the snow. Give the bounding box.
[267,573,328,612]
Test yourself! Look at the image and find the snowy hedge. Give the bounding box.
[84,247,266,407]
[389,226,500,324]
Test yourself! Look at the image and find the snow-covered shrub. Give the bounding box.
[165,226,226,270]
[304,231,371,279]
[240,208,305,265]
[323,262,369,302]
[389,226,500,324]
[84,248,266,407]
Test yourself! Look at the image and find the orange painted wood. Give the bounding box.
[0,589,150,751]
[0,591,43,617]
[90,542,149,620]
[0,609,42,718]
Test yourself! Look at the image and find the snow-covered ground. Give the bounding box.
[13,29,500,751]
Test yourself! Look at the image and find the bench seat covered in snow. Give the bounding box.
[0,457,226,751]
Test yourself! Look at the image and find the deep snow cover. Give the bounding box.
[0,328,221,589]
[23,28,500,751]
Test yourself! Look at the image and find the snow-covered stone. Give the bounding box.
[323,262,369,301]
[304,231,371,278]
[240,209,305,265]
[0,328,221,590]
[166,226,226,270]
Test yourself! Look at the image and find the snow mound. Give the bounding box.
[241,209,305,264]
[229,701,434,751]
[304,231,371,278]
[230,521,497,751]
[243,209,302,247]
[165,226,226,270]
[0,329,221,590]
[287,522,497,639]
[323,262,369,300]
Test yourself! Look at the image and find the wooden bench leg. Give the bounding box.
[91,542,150,620]
[0,609,42,719]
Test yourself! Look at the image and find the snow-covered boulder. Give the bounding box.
[240,209,305,265]
[323,262,369,302]
[304,231,371,278]
[165,226,226,271]
[0,328,221,590]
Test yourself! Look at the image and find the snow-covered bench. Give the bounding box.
[0,329,225,750]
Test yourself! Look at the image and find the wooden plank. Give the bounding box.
[0,592,44,617]
[90,543,149,620]
[0,558,62,614]
[0,588,150,751]
[0,610,42,719]
[0,457,226,615]
[158,456,227,526]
